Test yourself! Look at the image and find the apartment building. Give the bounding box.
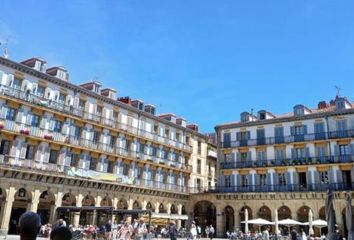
[191,98,354,237]
[0,56,209,234]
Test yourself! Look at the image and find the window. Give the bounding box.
[113,111,119,120]
[275,149,285,160]
[225,175,231,187]
[49,150,58,164]
[92,131,100,144]
[58,93,65,104]
[240,152,248,162]
[153,125,158,134]
[294,126,303,135]
[73,126,81,140]
[70,154,79,167]
[259,174,266,185]
[337,120,347,132]
[110,136,116,148]
[339,145,348,156]
[6,107,16,121]
[25,145,36,160]
[78,99,85,110]
[197,160,201,173]
[240,132,248,140]
[89,157,97,170]
[274,127,284,143]
[257,151,266,161]
[320,172,329,184]
[123,163,129,175]
[165,128,169,138]
[107,161,114,173]
[223,133,231,148]
[314,122,325,140]
[241,175,249,187]
[198,142,202,155]
[96,106,103,116]
[53,120,62,133]
[278,173,286,186]
[139,143,145,153]
[240,112,250,122]
[176,132,180,142]
[36,85,45,97]
[0,140,10,155]
[31,114,40,127]
[13,78,22,89]
[295,148,305,159]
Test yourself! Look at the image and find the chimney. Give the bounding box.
[317,101,327,109]
[187,123,199,132]
[329,100,336,106]
[117,96,132,105]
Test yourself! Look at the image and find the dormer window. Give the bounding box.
[259,112,266,120]
[240,112,250,123]
[293,105,304,116]
[335,97,348,111]
[94,85,100,93]
[35,60,46,72]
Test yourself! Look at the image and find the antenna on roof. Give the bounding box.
[0,37,9,58]
[335,85,341,98]
[250,108,254,121]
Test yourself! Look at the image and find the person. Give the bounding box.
[301,229,306,240]
[336,229,344,240]
[190,223,198,240]
[263,227,270,240]
[118,220,134,240]
[134,217,147,240]
[208,225,215,240]
[112,220,118,240]
[106,220,112,240]
[18,211,41,240]
[168,221,178,240]
[205,226,210,238]
[290,227,298,240]
[50,226,72,240]
[196,224,202,239]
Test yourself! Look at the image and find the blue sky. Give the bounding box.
[1,0,354,133]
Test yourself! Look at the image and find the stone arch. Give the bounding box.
[319,206,326,220]
[8,188,32,234]
[181,205,187,215]
[62,192,76,206]
[278,206,291,220]
[146,201,154,212]
[159,203,166,213]
[37,191,55,224]
[133,200,141,209]
[225,206,234,232]
[170,204,177,214]
[100,196,112,207]
[194,201,216,232]
[82,194,95,207]
[117,198,128,210]
[297,206,311,222]
[258,205,272,221]
[240,205,253,233]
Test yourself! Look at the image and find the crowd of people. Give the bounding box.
[11,210,217,240]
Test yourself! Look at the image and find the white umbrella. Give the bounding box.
[309,209,314,236]
[312,219,328,228]
[245,209,249,233]
[241,218,274,225]
[275,209,279,236]
[278,218,305,227]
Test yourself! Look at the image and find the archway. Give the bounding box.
[146,202,154,212]
[181,205,187,227]
[9,188,32,234]
[278,206,291,220]
[194,201,216,235]
[37,191,55,225]
[225,206,234,232]
[159,203,166,213]
[258,206,272,221]
[80,195,95,226]
[170,204,177,214]
[319,207,326,220]
[240,206,253,232]
[116,199,128,222]
[98,196,112,226]
[57,192,76,225]
[297,206,310,222]
[133,200,141,209]
[0,188,5,230]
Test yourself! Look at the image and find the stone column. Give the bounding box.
[73,194,83,227]
[216,205,224,238]
[49,191,63,224]
[93,196,101,225]
[128,198,134,210]
[176,204,182,230]
[27,189,41,212]
[112,197,118,222]
[234,209,240,231]
[0,187,16,235]
[155,202,160,214]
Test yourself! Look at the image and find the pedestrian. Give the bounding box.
[50,226,72,240]
[134,217,147,240]
[118,220,134,240]
[18,211,41,240]
[290,227,298,240]
[168,221,178,240]
[263,227,270,240]
[190,223,198,240]
[106,220,112,240]
[209,225,215,240]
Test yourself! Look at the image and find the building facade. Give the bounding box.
[211,99,354,236]
[0,56,210,234]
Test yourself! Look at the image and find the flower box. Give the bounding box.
[44,134,53,140]
[0,122,4,130]
[20,128,30,135]
[65,137,71,144]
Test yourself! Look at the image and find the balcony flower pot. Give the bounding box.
[65,137,71,144]
[20,128,30,135]
[0,122,4,130]
[44,134,53,140]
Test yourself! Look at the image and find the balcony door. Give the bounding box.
[298,172,307,190]
[342,170,352,190]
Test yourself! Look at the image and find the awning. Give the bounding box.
[56,206,114,212]
[151,213,188,220]
[113,209,152,215]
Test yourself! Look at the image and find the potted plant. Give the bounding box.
[20,128,30,135]
[44,134,53,140]
[0,122,4,130]
[65,137,71,144]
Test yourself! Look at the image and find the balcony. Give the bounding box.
[0,119,192,172]
[0,155,190,193]
[220,129,354,148]
[220,155,354,169]
[217,182,354,193]
[0,84,192,153]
